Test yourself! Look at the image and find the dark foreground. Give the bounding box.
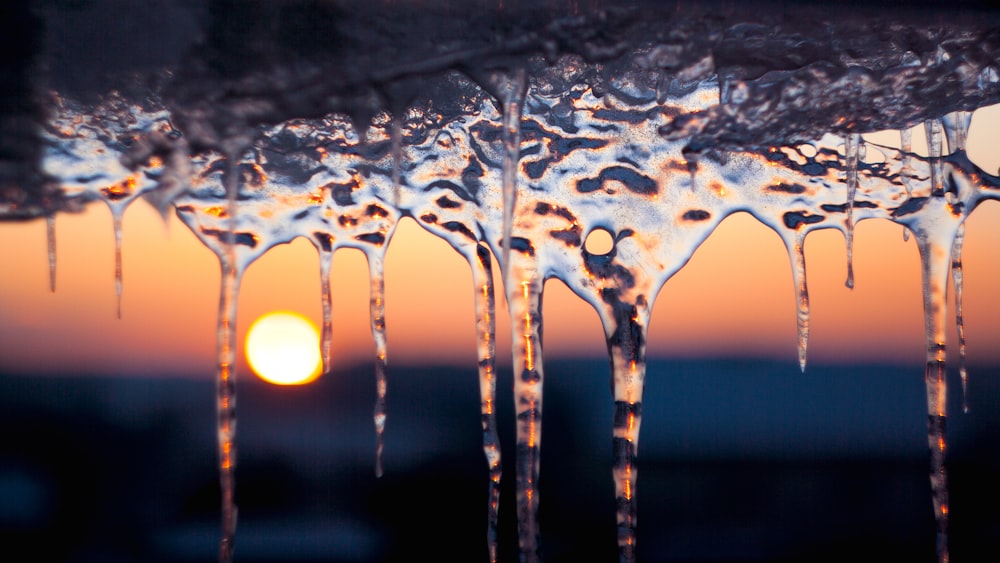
[1,358,998,562]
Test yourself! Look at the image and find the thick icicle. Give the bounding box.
[471,243,501,563]
[509,275,544,563]
[366,252,389,478]
[788,234,810,373]
[603,298,651,563]
[915,231,953,563]
[217,155,242,563]
[46,214,56,292]
[951,223,968,413]
[500,69,528,289]
[843,133,860,289]
[941,112,971,153]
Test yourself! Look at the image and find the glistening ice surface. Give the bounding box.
[6,2,1000,562]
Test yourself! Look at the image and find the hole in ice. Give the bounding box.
[797,143,818,158]
[862,145,886,164]
[583,227,615,256]
[968,104,1000,173]
[863,124,935,156]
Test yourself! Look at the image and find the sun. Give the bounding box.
[245,311,322,385]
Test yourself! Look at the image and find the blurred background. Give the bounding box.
[3,186,1000,562]
[3,0,1000,558]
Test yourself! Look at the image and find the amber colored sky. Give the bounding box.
[2,107,1000,378]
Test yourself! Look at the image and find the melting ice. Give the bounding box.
[9,2,1000,562]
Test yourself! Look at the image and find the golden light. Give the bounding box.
[245,311,322,385]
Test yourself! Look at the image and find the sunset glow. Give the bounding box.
[245,311,322,385]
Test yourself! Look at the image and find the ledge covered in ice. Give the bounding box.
[2,1,1000,562]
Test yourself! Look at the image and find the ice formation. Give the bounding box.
[3,1,1000,562]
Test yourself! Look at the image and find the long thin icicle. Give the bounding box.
[111,206,124,319]
[916,231,952,563]
[604,297,650,563]
[217,155,241,563]
[500,68,528,289]
[46,214,56,292]
[788,233,810,373]
[471,243,501,563]
[319,244,334,375]
[951,223,968,413]
[366,251,389,478]
[510,275,544,563]
[843,133,860,289]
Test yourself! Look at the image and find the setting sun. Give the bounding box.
[245,311,322,385]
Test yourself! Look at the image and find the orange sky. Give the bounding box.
[2,108,1000,378]
[2,197,1000,378]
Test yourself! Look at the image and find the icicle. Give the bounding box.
[509,275,544,563]
[366,251,389,478]
[500,68,528,288]
[925,119,944,196]
[915,231,953,563]
[46,214,56,292]
[900,128,914,242]
[319,246,334,375]
[843,133,860,289]
[217,154,242,563]
[951,223,968,413]
[941,112,971,153]
[471,243,501,563]
[603,296,650,563]
[111,206,124,319]
[788,233,810,373]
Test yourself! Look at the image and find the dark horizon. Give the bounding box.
[2,357,998,562]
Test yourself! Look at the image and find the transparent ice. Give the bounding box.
[8,2,1000,562]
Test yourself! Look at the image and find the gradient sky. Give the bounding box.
[2,107,1000,379]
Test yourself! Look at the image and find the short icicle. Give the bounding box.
[925,119,945,196]
[366,251,389,478]
[216,154,242,563]
[603,297,651,563]
[900,128,914,242]
[843,133,860,289]
[509,274,544,563]
[471,243,501,563]
[500,68,528,289]
[941,111,971,154]
[788,233,811,373]
[46,214,56,292]
[915,228,955,563]
[951,223,968,413]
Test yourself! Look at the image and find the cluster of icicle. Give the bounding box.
[39,57,1000,562]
